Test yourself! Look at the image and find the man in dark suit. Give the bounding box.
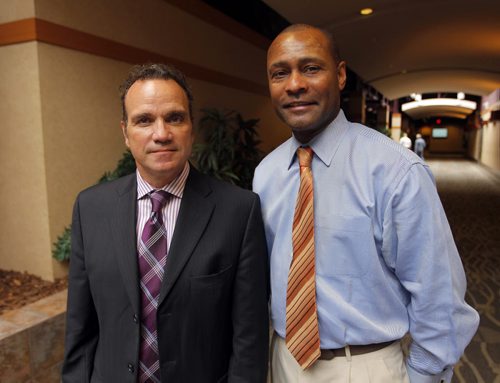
[62,63,269,383]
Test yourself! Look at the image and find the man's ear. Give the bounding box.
[337,61,347,91]
[120,121,130,148]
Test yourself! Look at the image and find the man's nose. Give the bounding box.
[152,120,172,141]
[286,71,307,95]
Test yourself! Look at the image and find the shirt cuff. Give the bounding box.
[406,363,453,383]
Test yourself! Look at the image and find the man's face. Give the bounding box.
[267,28,346,143]
[121,79,194,187]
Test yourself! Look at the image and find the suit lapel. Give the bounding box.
[158,168,214,306]
[109,174,140,314]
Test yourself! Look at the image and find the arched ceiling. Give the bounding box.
[262,0,500,101]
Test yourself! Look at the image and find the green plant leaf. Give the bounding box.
[52,226,72,262]
[192,108,262,190]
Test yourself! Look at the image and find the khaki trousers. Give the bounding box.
[271,334,410,383]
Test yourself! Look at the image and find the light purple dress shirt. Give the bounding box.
[136,162,189,250]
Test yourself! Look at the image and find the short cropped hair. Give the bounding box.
[278,24,342,64]
[119,63,194,123]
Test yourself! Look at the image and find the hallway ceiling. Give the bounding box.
[262,0,500,101]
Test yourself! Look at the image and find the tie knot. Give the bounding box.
[149,190,169,213]
[297,146,313,168]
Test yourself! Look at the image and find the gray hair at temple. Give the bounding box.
[119,63,194,123]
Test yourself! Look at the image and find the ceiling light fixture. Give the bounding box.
[402,98,477,112]
[360,8,373,16]
[401,98,477,119]
[457,92,465,100]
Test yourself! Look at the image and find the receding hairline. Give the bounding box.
[119,62,193,123]
[269,24,342,64]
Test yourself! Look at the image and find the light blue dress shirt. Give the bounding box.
[253,110,479,383]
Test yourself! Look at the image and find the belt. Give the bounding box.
[318,341,395,360]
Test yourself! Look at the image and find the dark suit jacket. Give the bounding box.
[62,167,269,382]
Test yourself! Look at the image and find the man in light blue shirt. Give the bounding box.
[253,24,479,383]
[414,133,427,159]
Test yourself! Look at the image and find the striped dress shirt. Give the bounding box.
[135,162,190,250]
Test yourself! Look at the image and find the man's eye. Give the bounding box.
[167,113,184,124]
[304,66,320,74]
[135,117,151,125]
[271,70,287,80]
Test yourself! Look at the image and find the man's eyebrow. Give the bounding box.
[297,56,327,66]
[268,61,289,70]
[166,109,187,115]
[130,112,153,121]
[269,57,327,70]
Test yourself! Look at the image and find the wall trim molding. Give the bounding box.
[0,18,268,96]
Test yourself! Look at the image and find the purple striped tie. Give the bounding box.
[138,190,169,383]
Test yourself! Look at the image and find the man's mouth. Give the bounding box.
[283,101,316,109]
[150,148,176,154]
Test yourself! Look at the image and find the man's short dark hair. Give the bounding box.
[277,24,342,64]
[119,63,194,123]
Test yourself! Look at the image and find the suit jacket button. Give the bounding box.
[133,314,139,323]
[128,363,134,373]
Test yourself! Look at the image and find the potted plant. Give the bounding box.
[192,108,262,189]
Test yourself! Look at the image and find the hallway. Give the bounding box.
[427,159,500,382]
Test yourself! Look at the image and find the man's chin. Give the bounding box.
[288,122,317,133]
[280,113,317,130]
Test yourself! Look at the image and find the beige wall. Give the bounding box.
[0,0,288,280]
[37,43,133,278]
[466,129,481,161]
[481,121,500,171]
[0,42,54,280]
[34,0,267,86]
[0,0,34,23]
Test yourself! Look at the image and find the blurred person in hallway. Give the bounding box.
[253,24,479,383]
[414,133,427,159]
[62,63,269,382]
[399,132,412,150]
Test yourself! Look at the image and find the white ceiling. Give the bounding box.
[262,0,500,101]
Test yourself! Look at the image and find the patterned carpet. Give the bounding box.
[427,158,500,383]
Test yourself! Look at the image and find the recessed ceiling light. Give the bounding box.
[360,8,373,16]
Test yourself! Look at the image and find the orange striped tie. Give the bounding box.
[286,146,320,369]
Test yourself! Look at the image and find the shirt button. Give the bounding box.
[133,314,139,323]
[128,363,134,373]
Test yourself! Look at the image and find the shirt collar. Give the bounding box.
[286,109,349,169]
[136,162,190,200]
